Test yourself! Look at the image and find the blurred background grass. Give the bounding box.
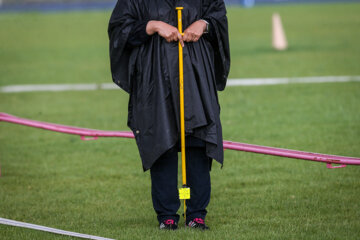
[1,3,360,86]
[0,2,360,240]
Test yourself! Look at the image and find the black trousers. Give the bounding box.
[150,144,211,224]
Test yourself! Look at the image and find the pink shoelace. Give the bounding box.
[193,218,205,224]
[164,219,175,225]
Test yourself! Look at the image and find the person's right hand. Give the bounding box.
[146,20,184,47]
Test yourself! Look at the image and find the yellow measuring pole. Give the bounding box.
[176,6,190,223]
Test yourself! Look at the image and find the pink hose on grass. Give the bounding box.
[1,112,359,176]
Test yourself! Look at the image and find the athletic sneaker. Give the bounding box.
[159,219,178,230]
[187,218,210,230]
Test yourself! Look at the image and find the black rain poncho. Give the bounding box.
[108,0,230,170]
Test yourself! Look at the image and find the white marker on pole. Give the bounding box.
[272,13,288,51]
[0,217,115,240]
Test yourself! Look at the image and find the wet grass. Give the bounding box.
[1,82,359,239]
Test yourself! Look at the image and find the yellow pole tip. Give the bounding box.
[176,7,184,10]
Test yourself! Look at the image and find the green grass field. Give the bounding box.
[1,3,360,240]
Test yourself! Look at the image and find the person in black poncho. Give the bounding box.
[108,0,230,230]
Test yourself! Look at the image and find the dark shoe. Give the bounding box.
[159,219,178,230]
[187,218,209,230]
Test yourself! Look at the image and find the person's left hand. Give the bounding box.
[183,20,207,42]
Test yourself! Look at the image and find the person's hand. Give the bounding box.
[146,20,184,47]
[183,20,207,42]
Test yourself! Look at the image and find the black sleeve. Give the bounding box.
[126,20,151,48]
[108,0,141,93]
[202,18,216,43]
[201,0,230,91]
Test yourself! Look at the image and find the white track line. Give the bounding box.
[227,75,360,86]
[0,217,115,240]
[1,76,359,93]
[0,83,112,93]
